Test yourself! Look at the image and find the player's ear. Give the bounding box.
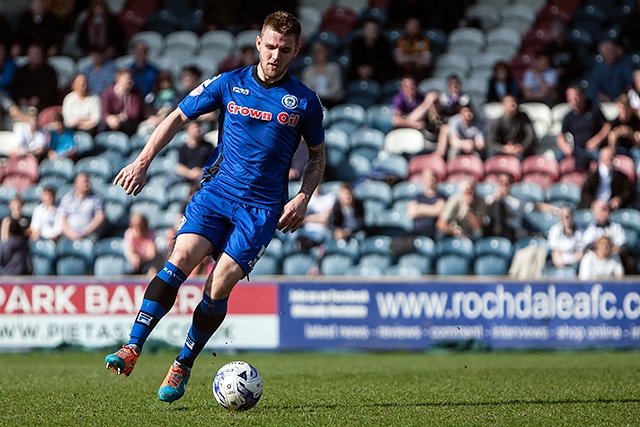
[255,36,261,52]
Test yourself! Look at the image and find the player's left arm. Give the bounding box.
[278,141,326,233]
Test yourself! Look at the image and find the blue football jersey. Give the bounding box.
[178,66,325,212]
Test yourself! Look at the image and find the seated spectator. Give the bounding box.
[391,75,425,129]
[486,94,536,158]
[589,39,633,103]
[628,68,640,113]
[45,112,76,160]
[557,85,610,170]
[578,236,624,280]
[0,218,33,275]
[1,196,31,242]
[486,173,561,241]
[138,70,180,136]
[124,212,159,276]
[13,107,48,161]
[435,178,488,241]
[28,186,62,242]
[607,93,640,155]
[11,0,62,57]
[394,17,432,81]
[218,44,259,74]
[578,146,633,210]
[62,73,101,134]
[543,21,582,94]
[520,51,559,106]
[439,74,470,121]
[437,104,485,160]
[177,65,202,99]
[166,121,214,188]
[76,0,126,59]
[347,19,395,84]
[486,61,519,103]
[0,43,16,96]
[294,185,336,251]
[11,44,58,110]
[329,183,365,241]
[547,206,584,271]
[81,45,117,96]
[301,42,345,109]
[100,68,143,136]
[59,173,107,243]
[407,168,446,239]
[582,199,634,274]
[129,40,159,99]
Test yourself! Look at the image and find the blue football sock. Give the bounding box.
[177,294,228,368]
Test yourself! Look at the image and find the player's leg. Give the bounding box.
[157,253,245,402]
[105,233,213,376]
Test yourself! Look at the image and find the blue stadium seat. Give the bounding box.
[346,79,382,109]
[413,236,436,259]
[383,264,423,277]
[513,236,549,254]
[328,104,367,133]
[393,181,424,203]
[29,239,57,276]
[94,254,132,277]
[73,131,94,159]
[474,236,513,260]
[573,208,596,229]
[367,104,394,134]
[374,207,413,236]
[322,238,360,261]
[74,156,113,182]
[344,264,384,277]
[94,131,130,156]
[320,253,354,276]
[436,254,471,275]
[524,210,560,234]
[38,157,74,183]
[349,128,385,160]
[610,209,640,234]
[474,255,510,276]
[251,254,280,276]
[397,252,433,275]
[56,256,91,276]
[360,235,394,256]
[359,253,395,271]
[509,182,545,203]
[93,237,126,257]
[371,153,409,181]
[353,180,393,208]
[542,265,577,279]
[546,182,581,208]
[437,236,474,261]
[56,238,94,270]
[282,253,316,276]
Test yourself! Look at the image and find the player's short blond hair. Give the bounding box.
[262,11,302,44]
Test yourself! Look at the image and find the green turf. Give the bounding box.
[1,350,639,426]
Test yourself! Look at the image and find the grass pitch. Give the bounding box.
[1,349,639,426]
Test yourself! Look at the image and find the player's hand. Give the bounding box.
[277,193,309,233]
[113,161,148,195]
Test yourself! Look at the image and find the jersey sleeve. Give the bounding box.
[178,74,225,120]
[300,93,325,147]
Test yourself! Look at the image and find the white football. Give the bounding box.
[213,361,263,411]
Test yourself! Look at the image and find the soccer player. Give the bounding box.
[104,11,326,403]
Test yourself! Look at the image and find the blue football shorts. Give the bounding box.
[176,187,280,275]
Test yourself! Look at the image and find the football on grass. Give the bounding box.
[213,361,263,411]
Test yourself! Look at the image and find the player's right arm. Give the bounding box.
[114,108,190,195]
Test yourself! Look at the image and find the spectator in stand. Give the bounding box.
[11,0,62,57]
[59,173,106,243]
[129,40,159,99]
[543,21,582,94]
[293,184,336,252]
[486,94,536,158]
[392,76,442,143]
[589,39,633,103]
[328,183,365,242]
[138,70,180,136]
[628,69,640,113]
[13,107,48,161]
[81,45,117,96]
[28,186,62,242]
[0,218,33,275]
[45,112,75,160]
[407,168,446,239]
[557,85,610,170]
[100,68,143,136]
[347,19,395,84]
[165,121,214,188]
[62,73,101,134]
[76,0,126,59]
[218,44,259,74]
[486,61,519,103]
[1,196,31,242]
[0,44,16,96]
[177,65,202,99]
[486,172,561,242]
[619,0,640,56]
[301,42,345,109]
[11,44,58,110]
[436,178,488,241]
[578,146,633,210]
[394,17,432,82]
[578,235,625,280]
[439,74,470,121]
[437,104,485,160]
[607,93,640,156]
[124,212,159,276]
[520,51,559,107]
[547,206,584,271]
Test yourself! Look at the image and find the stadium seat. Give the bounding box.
[484,155,522,182]
[56,255,91,275]
[383,264,423,277]
[424,27,447,57]
[573,208,595,229]
[39,157,74,183]
[353,180,393,208]
[475,181,498,200]
[298,5,323,37]
[3,155,38,183]
[74,156,113,182]
[320,253,354,276]
[571,4,607,36]
[328,104,367,133]
[436,254,471,275]
[335,152,372,183]
[37,105,63,128]
[413,236,436,258]
[282,253,316,276]
[320,6,358,38]
[73,131,94,159]
[485,26,522,57]
[542,265,577,279]
[546,182,581,208]
[474,255,510,276]
[614,155,635,183]
[465,3,501,31]
[522,155,559,182]
[367,104,394,134]
[393,181,424,203]
[513,236,549,254]
[432,51,472,78]
[437,236,474,260]
[128,31,164,56]
[360,235,394,256]
[610,209,640,234]
[163,30,199,54]
[518,102,552,133]
[94,131,130,156]
[524,210,560,234]
[408,153,447,182]
[509,181,545,203]
[520,27,553,55]
[384,128,425,156]
[251,254,280,276]
[374,208,413,236]
[418,76,447,94]
[446,154,484,182]
[350,128,385,161]
[359,253,395,271]
[501,3,536,34]
[469,52,507,80]
[93,237,126,258]
[437,181,459,198]
[397,252,433,275]
[29,239,57,276]
[343,264,384,277]
[474,236,513,260]
[346,79,382,109]
[133,182,168,209]
[447,27,486,55]
[372,152,409,181]
[47,56,75,89]
[322,238,360,261]
[94,254,132,277]
[199,30,235,58]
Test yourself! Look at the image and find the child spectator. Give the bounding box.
[46,112,76,160]
[13,106,48,161]
[29,187,63,242]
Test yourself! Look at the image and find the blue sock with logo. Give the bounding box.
[176,294,228,368]
[128,262,187,350]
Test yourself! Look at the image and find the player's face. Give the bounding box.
[256,28,299,83]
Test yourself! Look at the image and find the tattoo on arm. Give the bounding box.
[299,142,326,198]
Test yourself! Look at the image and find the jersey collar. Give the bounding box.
[252,65,290,89]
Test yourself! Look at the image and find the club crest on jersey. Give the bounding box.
[282,94,298,109]
[189,75,220,96]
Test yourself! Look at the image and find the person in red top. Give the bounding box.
[100,68,142,135]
